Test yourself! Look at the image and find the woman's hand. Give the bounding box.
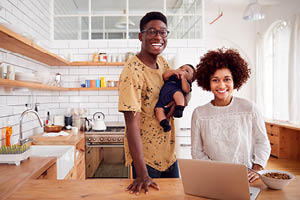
[126,175,159,195]
[248,164,263,183]
[248,170,259,183]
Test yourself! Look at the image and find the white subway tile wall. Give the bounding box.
[0,2,206,146]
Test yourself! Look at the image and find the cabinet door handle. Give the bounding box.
[270,133,274,136]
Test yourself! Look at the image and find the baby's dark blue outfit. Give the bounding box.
[155,75,192,132]
[155,75,191,113]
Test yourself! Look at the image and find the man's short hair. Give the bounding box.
[140,11,167,32]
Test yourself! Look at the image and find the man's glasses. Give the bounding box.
[141,28,170,38]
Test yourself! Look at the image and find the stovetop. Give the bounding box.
[85,126,125,135]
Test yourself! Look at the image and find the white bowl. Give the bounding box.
[259,169,295,190]
[15,72,41,83]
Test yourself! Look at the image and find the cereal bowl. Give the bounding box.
[258,169,295,190]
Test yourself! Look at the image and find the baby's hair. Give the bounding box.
[185,64,196,82]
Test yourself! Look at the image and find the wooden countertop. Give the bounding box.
[265,119,300,131]
[32,130,84,145]
[7,177,300,200]
[0,157,56,200]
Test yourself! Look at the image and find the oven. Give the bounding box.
[85,126,130,178]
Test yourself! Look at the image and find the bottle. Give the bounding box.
[1,121,6,146]
[46,111,50,125]
[100,77,106,88]
[5,123,12,146]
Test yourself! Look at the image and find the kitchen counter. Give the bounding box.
[6,177,300,200]
[0,157,56,200]
[32,130,84,145]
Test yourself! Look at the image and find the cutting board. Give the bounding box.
[32,131,84,145]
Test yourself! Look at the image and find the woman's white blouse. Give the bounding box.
[191,97,271,168]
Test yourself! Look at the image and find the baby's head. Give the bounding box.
[178,64,195,82]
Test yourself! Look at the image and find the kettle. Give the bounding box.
[89,112,106,131]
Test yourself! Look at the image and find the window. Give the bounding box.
[258,15,300,123]
[53,0,204,40]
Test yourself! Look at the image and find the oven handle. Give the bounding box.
[86,144,124,148]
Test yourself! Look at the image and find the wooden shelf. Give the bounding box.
[69,61,125,66]
[69,87,118,91]
[0,24,70,66]
[0,78,68,91]
[0,79,118,91]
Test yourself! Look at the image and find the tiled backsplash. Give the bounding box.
[0,38,204,145]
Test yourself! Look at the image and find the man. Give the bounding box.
[118,12,178,195]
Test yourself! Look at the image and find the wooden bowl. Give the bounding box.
[44,125,63,133]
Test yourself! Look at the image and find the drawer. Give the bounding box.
[265,123,280,135]
[270,143,279,157]
[267,133,279,145]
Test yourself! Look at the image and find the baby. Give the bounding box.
[155,64,195,132]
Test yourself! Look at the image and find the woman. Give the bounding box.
[191,48,271,183]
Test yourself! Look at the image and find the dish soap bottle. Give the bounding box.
[5,125,12,146]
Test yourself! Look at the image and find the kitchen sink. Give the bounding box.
[30,145,74,180]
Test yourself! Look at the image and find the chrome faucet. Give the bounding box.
[19,109,43,145]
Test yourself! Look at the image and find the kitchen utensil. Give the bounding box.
[44,125,63,133]
[89,112,106,131]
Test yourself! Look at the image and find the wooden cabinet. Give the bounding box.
[74,137,86,180]
[36,162,57,180]
[265,120,300,160]
[85,147,103,178]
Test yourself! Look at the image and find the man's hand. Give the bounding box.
[127,175,159,195]
[164,101,175,119]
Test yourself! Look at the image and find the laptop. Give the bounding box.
[178,159,260,200]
